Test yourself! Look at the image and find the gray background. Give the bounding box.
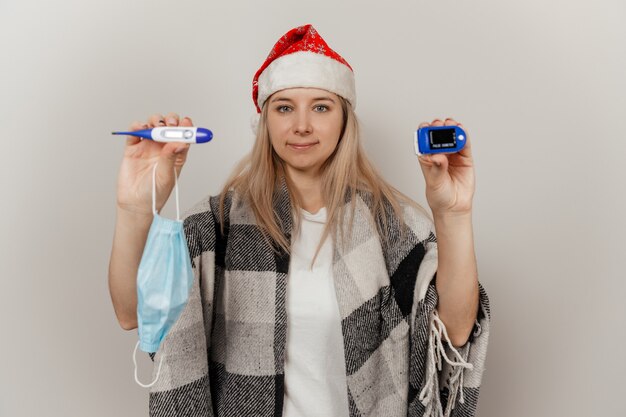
[1,0,624,416]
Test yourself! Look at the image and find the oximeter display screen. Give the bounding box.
[429,128,456,149]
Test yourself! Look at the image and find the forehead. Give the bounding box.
[270,87,338,102]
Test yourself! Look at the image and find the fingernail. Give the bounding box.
[167,117,177,125]
[174,146,186,154]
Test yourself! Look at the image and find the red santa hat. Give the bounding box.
[250,24,356,132]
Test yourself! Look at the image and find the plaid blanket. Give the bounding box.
[145,176,490,417]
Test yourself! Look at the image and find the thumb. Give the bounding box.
[164,141,189,158]
[159,143,188,174]
[429,153,448,169]
[418,153,449,184]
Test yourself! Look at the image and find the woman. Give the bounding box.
[108,24,490,417]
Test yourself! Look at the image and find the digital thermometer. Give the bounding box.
[112,127,213,144]
[414,125,466,155]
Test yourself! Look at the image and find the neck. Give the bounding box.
[285,166,324,214]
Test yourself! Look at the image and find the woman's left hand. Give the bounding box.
[417,118,475,216]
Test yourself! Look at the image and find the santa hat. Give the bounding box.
[250,24,356,132]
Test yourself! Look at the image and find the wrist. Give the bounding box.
[432,210,473,232]
[116,204,154,223]
[432,209,473,222]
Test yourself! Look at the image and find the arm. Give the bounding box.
[108,113,193,331]
[416,118,480,348]
[108,207,153,330]
[433,212,480,347]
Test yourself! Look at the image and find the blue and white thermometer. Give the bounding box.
[112,127,213,144]
[414,125,466,155]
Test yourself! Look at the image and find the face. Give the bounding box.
[266,87,344,178]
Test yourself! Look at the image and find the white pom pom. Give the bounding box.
[250,113,260,135]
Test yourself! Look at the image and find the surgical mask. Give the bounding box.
[132,161,195,388]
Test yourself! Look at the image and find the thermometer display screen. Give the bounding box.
[429,129,456,149]
[164,130,184,139]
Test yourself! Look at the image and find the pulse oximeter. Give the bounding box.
[414,125,466,156]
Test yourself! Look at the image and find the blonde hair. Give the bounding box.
[218,95,431,266]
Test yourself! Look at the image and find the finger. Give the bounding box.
[430,153,449,168]
[165,112,180,126]
[418,122,430,129]
[180,116,194,127]
[417,152,440,168]
[444,118,458,126]
[161,143,190,172]
[431,118,444,127]
[417,153,449,185]
[417,153,432,165]
[159,129,189,157]
[148,114,166,127]
[174,143,190,158]
[126,121,148,146]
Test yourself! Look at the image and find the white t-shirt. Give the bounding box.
[282,207,350,417]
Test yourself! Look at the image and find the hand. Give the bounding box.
[416,118,475,216]
[116,113,193,215]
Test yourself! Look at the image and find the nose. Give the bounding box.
[293,109,312,135]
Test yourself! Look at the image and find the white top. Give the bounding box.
[282,207,350,417]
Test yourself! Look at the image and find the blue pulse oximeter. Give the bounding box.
[414,125,467,155]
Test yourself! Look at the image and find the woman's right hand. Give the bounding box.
[116,112,193,216]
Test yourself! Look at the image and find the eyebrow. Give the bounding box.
[270,96,336,104]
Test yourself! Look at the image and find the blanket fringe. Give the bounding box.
[418,309,474,417]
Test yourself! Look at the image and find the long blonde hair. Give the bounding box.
[218,94,431,266]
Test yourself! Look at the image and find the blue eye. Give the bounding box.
[277,105,291,113]
[314,105,328,112]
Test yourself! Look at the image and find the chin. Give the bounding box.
[284,161,320,173]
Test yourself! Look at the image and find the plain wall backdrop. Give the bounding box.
[1,0,624,416]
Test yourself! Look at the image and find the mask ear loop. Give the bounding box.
[134,162,177,389]
[133,340,165,388]
[151,161,180,220]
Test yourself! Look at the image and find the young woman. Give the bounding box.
[108,24,490,417]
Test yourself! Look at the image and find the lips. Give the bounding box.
[288,142,318,150]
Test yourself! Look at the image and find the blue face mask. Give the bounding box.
[132,161,195,388]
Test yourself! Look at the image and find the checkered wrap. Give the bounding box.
[146,177,490,417]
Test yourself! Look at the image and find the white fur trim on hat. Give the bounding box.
[256,50,356,112]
